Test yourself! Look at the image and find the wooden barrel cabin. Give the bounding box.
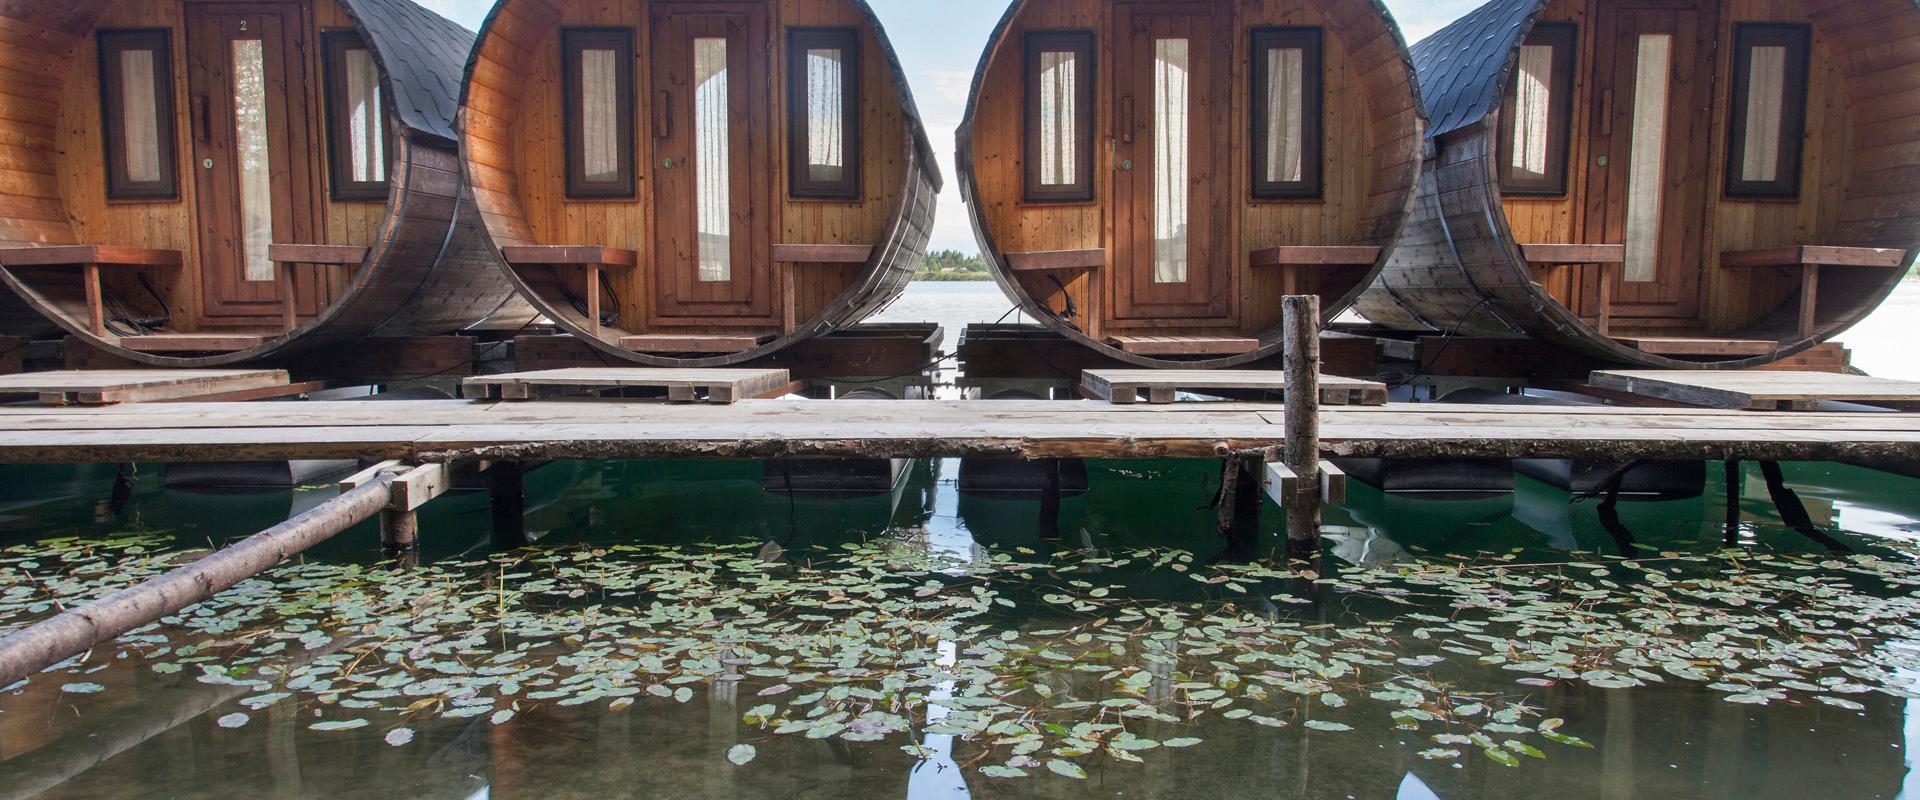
[1354,0,1920,368]
[956,0,1426,368]
[0,0,533,368]
[460,0,940,366]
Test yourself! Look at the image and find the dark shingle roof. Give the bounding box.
[340,0,475,146]
[1412,0,1543,139]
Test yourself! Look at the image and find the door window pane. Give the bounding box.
[1023,31,1094,202]
[695,37,731,283]
[1623,34,1672,284]
[99,30,178,200]
[1152,38,1190,285]
[231,38,274,283]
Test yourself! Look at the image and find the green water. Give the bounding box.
[1,458,1918,799]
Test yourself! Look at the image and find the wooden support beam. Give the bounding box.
[0,475,397,688]
[490,461,529,549]
[1262,460,1346,507]
[1282,295,1322,553]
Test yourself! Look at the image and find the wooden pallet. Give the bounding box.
[462,368,794,403]
[1590,370,1920,411]
[1082,370,1388,405]
[0,369,290,406]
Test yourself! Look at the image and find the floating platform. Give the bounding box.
[1591,371,1920,412]
[1081,370,1388,406]
[0,399,1914,465]
[0,369,289,406]
[462,369,795,404]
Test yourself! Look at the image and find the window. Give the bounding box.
[1498,23,1575,195]
[98,29,178,200]
[1250,28,1322,199]
[694,36,731,282]
[1152,37,1190,283]
[1623,34,1673,283]
[1024,31,1094,202]
[322,31,390,200]
[562,28,635,198]
[1726,24,1810,199]
[788,28,860,199]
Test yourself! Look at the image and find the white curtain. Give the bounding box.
[120,49,162,184]
[580,49,619,182]
[1740,45,1787,183]
[1623,35,1672,284]
[1152,38,1190,285]
[694,38,732,283]
[805,48,844,182]
[1264,47,1304,184]
[1038,50,1077,187]
[231,39,275,283]
[344,47,385,183]
[1510,44,1555,179]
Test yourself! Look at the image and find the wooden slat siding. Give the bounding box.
[960,0,1422,369]
[462,0,935,368]
[1006,249,1104,271]
[3,400,1920,464]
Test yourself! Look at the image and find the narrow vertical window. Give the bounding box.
[1498,23,1575,195]
[1623,34,1673,283]
[1023,31,1094,202]
[231,37,275,282]
[1152,37,1190,284]
[694,37,731,282]
[1250,28,1322,199]
[1726,24,1809,199]
[788,28,860,199]
[322,31,390,200]
[98,30,178,200]
[562,29,634,198]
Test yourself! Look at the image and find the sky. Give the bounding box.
[418,0,1487,254]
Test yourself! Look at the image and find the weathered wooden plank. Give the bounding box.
[1108,336,1261,356]
[1083,369,1387,406]
[462,367,791,404]
[116,335,271,353]
[0,369,287,405]
[1591,370,1920,411]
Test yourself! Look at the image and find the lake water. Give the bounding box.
[1,282,1917,799]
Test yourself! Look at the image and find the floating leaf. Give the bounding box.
[1047,760,1087,779]
[310,719,369,731]
[1304,720,1352,732]
[217,713,249,729]
[727,744,756,766]
[981,765,1027,778]
[60,682,104,694]
[385,728,415,747]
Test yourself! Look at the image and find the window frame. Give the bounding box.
[1496,22,1577,196]
[1022,30,1095,204]
[98,29,179,201]
[1724,23,1811,200]
[786,27,862,200]
[1249,27,1325,201]
[320,31,393,202]
[561,27,636,199]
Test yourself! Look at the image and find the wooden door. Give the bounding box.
[650,3,774,324]
[1582,1,1715,323]
[187,4,317,323]
[1110,2,1233,323]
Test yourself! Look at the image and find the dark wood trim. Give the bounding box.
[1496,22,1575,196]
[1022,30,1094,203]
[1724,23,1810,200]
[1248,27,1323,200]
[1520,243,1625,265]
[500,245,637,267]
[1249,246,1379,266]
[786,27,862,200]
[1006,248,1103,271]
[561,27,636,199]
[771,243,872,263]
[1722,246,1907,269]
[98,29,179,201]
[320,30,393,201]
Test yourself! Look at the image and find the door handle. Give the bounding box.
[1120,95,1134,144]
[194,95,210,143]
[1600,89,1614,137]
[654,91,671,139]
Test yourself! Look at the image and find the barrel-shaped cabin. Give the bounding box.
[460,0,940,366]
[0,0,533,367]
[1355,0,1920,368]
[956,0,1425,367]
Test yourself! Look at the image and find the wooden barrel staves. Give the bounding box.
[956,0,1426,368]
[459,0,941,367]
[1354,0,1920,369]
[0,0,535,368]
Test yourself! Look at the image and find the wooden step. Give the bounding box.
[1109,335,1260,356]
[462,367,794,403]
[618,334,765,354]
[117,334,270,353]
[1082,369,1388,405]
[1613,337,1779,357]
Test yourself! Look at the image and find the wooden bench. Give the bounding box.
[0,245,183,337]
[618,334,767,354]
[0,368,288,405]
[1108,335,1261,356]
[1521,244,1625,335]
[1611,337,1779,358]
[1005,249,1103,273]
[268,244,367,333]
[1249,246,1381,296]
[501,246,638,337]
[774,243,874,330]
[1721,245,1908,339]
[462,367,793,403]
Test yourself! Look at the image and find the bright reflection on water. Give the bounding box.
[0,456,1917,799]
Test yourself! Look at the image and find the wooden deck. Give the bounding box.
[1591,370,1920,411]
[0,399,1913,464]
[1083,370,1388,405]
[0,369,289,405]
[462,368,794,403]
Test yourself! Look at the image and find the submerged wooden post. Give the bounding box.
[0,476,396,688]
[1282,295,1322,556]
[381,509,419,552]
[1724,459,1743,545]
[491,461,529,549]
[1039,459,1063,540]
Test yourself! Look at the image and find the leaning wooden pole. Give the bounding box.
[1282,295,1322,556]
[0,475,397,688]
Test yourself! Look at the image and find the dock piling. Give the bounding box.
[1282,295,1323,557]
[491,461,530,549]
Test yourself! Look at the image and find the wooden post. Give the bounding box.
[1723,459,1743,545]
[1798,264,1819,339]
[277,260,299,333]
[585,263,602,337]
[82,262,104,336]
[1282,295,1322,556]
[491,461,529,549]
[1039,459,1062,540]
[381,509,419,552]
[0,476,396,688]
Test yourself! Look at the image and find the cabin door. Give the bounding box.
[1110,2,1233,323]
[1582,2,1715,324]
[649,3,775,325]
[187,4,318,324]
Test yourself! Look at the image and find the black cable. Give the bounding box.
[1383,297,1496,391]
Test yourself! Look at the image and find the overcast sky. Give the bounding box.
[420,0,1486,254]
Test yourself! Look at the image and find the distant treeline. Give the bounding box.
[915,249,994,281]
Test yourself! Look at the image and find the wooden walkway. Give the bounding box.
[0,399,1914,464]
